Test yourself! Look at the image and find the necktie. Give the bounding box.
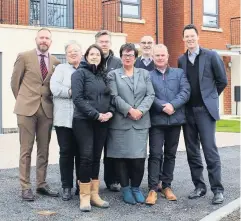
[40,54,48,80]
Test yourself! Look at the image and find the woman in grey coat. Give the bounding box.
[50,41,82,201]
[107,43,155,205]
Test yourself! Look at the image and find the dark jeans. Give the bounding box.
[72,118,108,183]
[55,126,80,188]
[115,158,145,188]
[148,125,181,190]
[104,141,120,187]
[183,106,224,193]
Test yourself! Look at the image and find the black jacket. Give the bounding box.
[105,50,122,73]
[71,60,113,120]
[150,67,190,126]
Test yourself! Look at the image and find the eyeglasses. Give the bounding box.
[141,41,153,45]
[122,54,135,58]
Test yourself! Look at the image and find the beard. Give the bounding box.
[37,44,49,53]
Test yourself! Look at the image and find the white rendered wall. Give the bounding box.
[0,24,126,128]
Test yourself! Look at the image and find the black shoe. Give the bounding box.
[62,188,72,201]
[75,179,79,195]
[75,186,79,196]
[22,189,35,201]
[109,183,121,192]
[36,185,59,197]
[188,188,206,199]
[212,192,224,205]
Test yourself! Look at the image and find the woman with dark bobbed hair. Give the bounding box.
[71,44,113,212]
[107,43,155,205]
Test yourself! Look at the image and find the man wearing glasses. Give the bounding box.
[135,36,155,71]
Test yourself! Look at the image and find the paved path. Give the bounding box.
[220,210,240,221]
[0,145,240,221]
[0,131,240,169]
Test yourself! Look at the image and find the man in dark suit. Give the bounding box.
[178,24,228,205]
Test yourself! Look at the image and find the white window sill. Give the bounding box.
[201,26,223,33]
[118,17,145,24]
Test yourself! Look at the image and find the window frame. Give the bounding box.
[52,54,66,63]
[120,0,141,19]
[29,0,74,29]
[203,0,219,28]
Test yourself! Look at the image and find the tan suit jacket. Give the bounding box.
[11,49,60,118]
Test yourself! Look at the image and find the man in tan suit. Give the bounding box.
[11,28,60,201]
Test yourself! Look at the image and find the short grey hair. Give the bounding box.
[153,44,169,54]
[95,30,111,41]
[64,40,82,53]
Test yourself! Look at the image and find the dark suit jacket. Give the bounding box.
[178,47,228,120]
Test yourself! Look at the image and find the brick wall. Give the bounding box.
[163,0,240,114]
[163,0,185,67]
[223,56,232,114]
[74,0,102,31]
[164,0,240,66]
[123,0,163,44]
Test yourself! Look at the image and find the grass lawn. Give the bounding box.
[216,120,240,133]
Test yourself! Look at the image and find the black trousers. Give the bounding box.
[55,126,80,188]
[115,158,145,188]
[183,106,224,194]
[72,118,108,183]
[148,125,181,190]
[104,140,120,187]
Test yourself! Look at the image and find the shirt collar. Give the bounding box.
[36,48,49,58]
[141,56,152,61]
[188,46,200,56]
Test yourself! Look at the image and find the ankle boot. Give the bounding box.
[62,188,72,201]
[131,187,145,204]
[79,181,91,212]
[121,186,136,205]
[90,180,109,208]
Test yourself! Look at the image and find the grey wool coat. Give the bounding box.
[106,67,155,158]
[107,67,155,130]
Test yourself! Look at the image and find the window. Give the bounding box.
[29,0,73,28]
[53,54,66,63]
[120,0,141,19]
[203,0,218,28]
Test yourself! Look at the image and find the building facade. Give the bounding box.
[0,0,240,132]
[163,0,240,115]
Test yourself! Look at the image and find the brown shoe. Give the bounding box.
[22,189,35,201]
[161,187,177,201]
[145,190,157,205]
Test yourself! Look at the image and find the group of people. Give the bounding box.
[11,24,228,212]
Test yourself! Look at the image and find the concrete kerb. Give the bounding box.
[199,198,240,221]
